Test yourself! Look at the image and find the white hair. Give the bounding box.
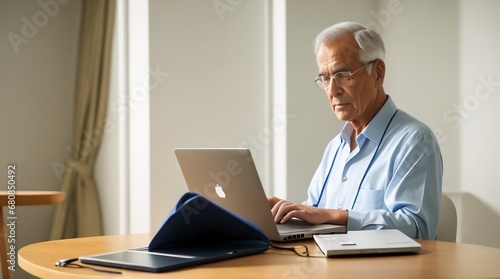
[314,21,385,73]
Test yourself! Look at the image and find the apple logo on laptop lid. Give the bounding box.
[215,184,226,199]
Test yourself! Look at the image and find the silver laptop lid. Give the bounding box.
[174,148,281,240]
[314,229,421,256]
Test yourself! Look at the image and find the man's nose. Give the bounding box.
[326,80,342,97]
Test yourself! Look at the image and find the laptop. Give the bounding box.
[79,244,267,272]
[313,229,421,256]
[174,148,346,241]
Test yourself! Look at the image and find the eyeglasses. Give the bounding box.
[314,60,376,90]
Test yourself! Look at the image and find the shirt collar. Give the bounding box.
[340,95,398,145]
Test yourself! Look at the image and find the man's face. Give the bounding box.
[316,35,380,123]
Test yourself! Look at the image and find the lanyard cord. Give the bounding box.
[313,109,398,209]
[313,146,339,207]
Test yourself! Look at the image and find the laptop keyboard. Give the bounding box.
[276,219,313,233]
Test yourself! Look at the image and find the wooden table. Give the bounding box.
[0,191,65,279]
[18,233,500,279]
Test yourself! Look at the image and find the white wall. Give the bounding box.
[0,0,81,278]
[458,0,500,247]
[149,0,271,230]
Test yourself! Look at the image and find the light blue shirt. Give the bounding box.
[305,96,443,239]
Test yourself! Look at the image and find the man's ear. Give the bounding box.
[374,59,385,87]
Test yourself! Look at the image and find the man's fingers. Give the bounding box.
[270,200,285,222]
[273,201,299,223]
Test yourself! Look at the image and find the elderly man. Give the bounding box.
[268,21,443,239]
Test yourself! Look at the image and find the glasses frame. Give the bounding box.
[314,60,377,90]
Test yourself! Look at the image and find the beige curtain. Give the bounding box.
[51,0,116,239]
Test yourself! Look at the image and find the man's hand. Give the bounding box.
[267,196,348,226]
[267,196,283,209]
